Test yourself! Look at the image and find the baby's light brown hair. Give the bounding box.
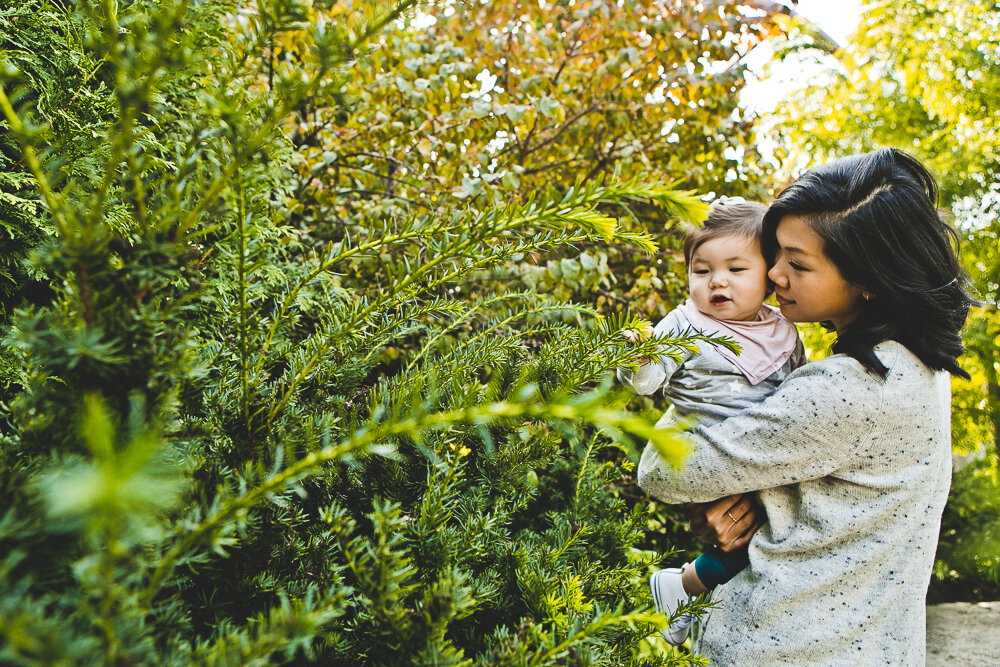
[683,200,768,267]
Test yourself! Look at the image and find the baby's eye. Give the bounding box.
[730,267,747,272]
[692,269,709,275]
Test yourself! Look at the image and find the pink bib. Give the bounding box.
[677,299,799,385]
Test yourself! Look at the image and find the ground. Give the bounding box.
[926,601,1000,666]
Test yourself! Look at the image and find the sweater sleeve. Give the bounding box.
[637,354,883,503]
[617,308,693,395]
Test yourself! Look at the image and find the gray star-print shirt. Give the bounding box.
[618,306,806,426]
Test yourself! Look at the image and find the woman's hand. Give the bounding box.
[686,494,764,552]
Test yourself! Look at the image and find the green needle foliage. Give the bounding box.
[0,1,708,664]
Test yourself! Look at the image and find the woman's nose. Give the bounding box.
[768,264,786,286]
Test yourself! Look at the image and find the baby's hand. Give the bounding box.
[622,319,654,366]
[621,319,654,344]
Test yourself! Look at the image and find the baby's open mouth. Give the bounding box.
[710,295,730,304]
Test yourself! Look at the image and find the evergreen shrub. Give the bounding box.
[0,1,712,664]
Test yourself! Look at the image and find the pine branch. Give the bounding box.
[526,606,670,667]
[0,86,75,237]
[139,390,684,606]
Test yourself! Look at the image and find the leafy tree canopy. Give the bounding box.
[273,0,788,317]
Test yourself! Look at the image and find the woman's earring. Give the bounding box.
[862,291,873,301]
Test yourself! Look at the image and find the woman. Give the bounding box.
[638,148,974,664]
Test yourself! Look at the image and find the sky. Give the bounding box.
[792,0,863,46]
[733,0,864,170]
[740,0,863,114]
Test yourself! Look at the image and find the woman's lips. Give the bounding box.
[774,293,793,306]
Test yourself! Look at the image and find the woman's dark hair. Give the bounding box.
[762,147,973,378]
[683,200,768,266]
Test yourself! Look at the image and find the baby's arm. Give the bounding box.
[617,309,692,395]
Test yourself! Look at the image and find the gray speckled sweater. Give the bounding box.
[638,341,952,666]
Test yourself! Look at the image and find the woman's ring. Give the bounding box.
[726,511,738,523]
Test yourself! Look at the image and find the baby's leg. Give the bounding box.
[685,547,749,595]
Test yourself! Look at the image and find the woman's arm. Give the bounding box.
[638,356,882,504]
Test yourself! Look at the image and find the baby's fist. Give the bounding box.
[622,319,654,344]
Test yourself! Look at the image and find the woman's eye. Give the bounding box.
[789,261,808,272]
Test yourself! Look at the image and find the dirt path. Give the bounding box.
[926,602,1000,666]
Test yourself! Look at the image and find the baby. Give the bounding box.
[620,198,805,644]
